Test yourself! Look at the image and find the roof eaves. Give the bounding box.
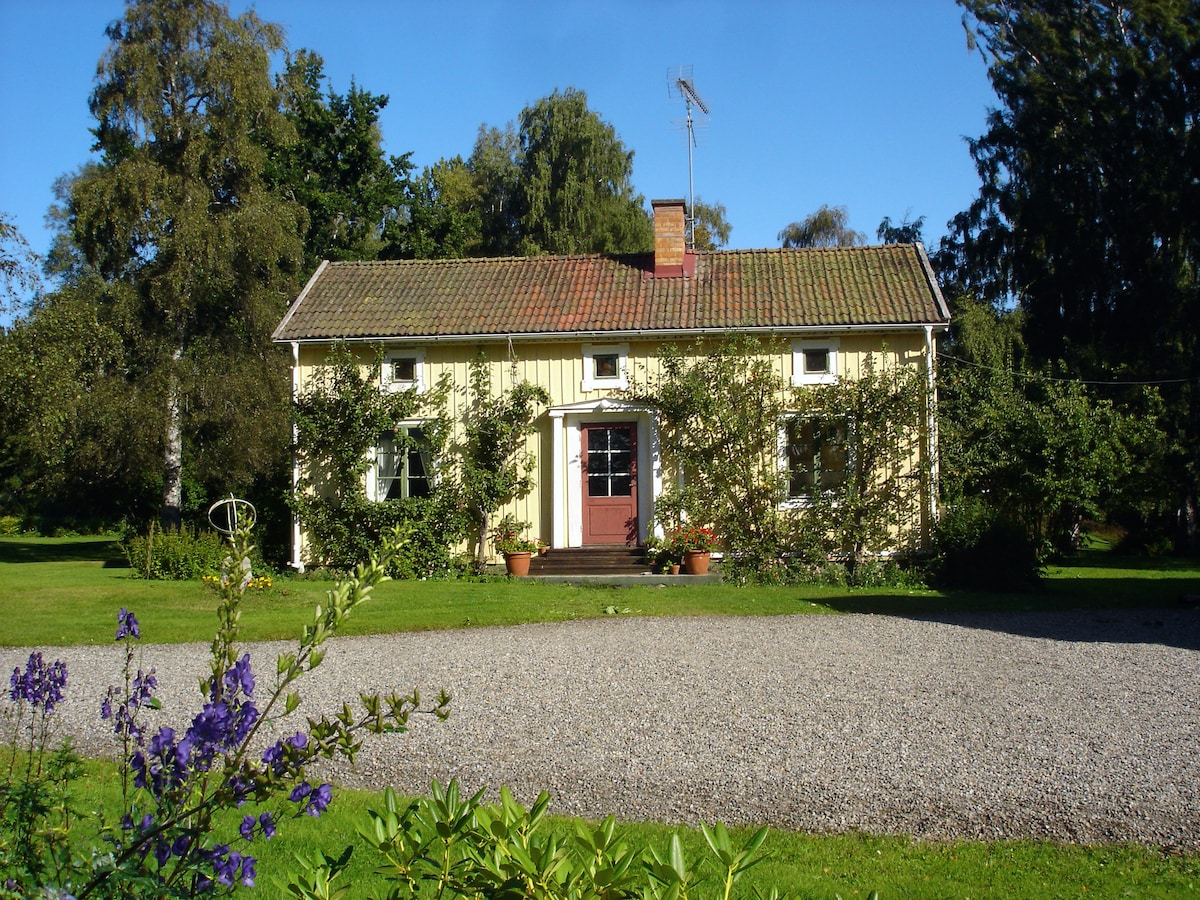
[914,243,952,323]
[272,260,329,342]
[274,321,940,346]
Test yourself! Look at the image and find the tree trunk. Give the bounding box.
[474,508,490,574]
[161,347,184,532]
[1183,489,1198,556]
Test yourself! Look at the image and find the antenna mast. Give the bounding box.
[668,65,710,249]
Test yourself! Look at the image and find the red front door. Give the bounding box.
[582,423,638,545]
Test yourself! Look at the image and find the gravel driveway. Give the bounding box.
[4,608,1198,849]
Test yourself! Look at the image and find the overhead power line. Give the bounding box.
[936,352,1199,386]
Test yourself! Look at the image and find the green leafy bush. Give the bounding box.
[931,501,1042,591]
[122,523,229,580]
[281,779,782,900]
[295,495,470,579]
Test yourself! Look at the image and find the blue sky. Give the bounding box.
[0,1,996,277]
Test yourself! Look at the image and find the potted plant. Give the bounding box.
[670,525,716,575]
[492,514,540,576]
[642,535,680,574]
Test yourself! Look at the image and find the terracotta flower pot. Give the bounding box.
[668,563,681,575]
[504,551,532,577]
[683,550,711,575]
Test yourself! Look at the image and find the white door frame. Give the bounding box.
[547,399,661,548]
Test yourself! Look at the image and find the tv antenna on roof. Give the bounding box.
[668,65,710,249]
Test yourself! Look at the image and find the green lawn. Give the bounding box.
[2,535,1197,647]
[61,759,1198,900]
[4,535,1199,898]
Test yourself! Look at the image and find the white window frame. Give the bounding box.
[383,349,425,393]
[791,338,840,386]
[369,421,435,501]
[580,343,629,392]
[777,413,851,508]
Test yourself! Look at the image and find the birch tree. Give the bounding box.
[70,0,305,529]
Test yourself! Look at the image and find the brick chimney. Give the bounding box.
[651,199,695,277]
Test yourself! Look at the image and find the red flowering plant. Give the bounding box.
[668,525,717,555]
[492,515,541,555]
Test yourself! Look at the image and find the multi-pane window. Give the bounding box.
[586,427,633,497]
[375,426,432,501]
[786,417,848,498]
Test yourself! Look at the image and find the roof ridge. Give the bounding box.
[324,252,635,268]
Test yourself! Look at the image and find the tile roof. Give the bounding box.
[273,244,950,342]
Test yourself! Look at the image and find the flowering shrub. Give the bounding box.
[1,522,449,897]
[669,525,717,554]
[2,652,79,891]
[491,515,540,554]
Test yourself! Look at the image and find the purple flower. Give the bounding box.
[131,669,158,706]
[207,846,255,888]
[290,780,334,816]
[209,845,237,886]
[228,773,255,806]
[9,652,68,713]
[132,726,185,796]
[240,856,257,887]
[239,815,256,842]
[102,669,158,741]
[261,740,283,771]
[306,783,332,817]
[262,731,310,776]
[222,654,255,699]
[258,812,275,839]
[183,695,258,770]
[115,607,140,641]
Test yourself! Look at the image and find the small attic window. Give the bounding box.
[803,349,830,376]
[581,344,629,392]
[384,350,425,392]
[593,353,619,379]
[791,338,839,386]
[392,357,416,382]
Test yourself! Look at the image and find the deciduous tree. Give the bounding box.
[69,0,306,530]
[0,213,42,321]
[778,205,865,248]
[514,88,652,256]
[943,0,1200,548]
[691,198,732,250]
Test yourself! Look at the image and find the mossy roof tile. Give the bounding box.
[273,245,949,342]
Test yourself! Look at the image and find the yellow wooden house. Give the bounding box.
[273,200,950,571]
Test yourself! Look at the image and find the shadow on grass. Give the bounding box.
[814,578,1200,650]
[0,537,128,568]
